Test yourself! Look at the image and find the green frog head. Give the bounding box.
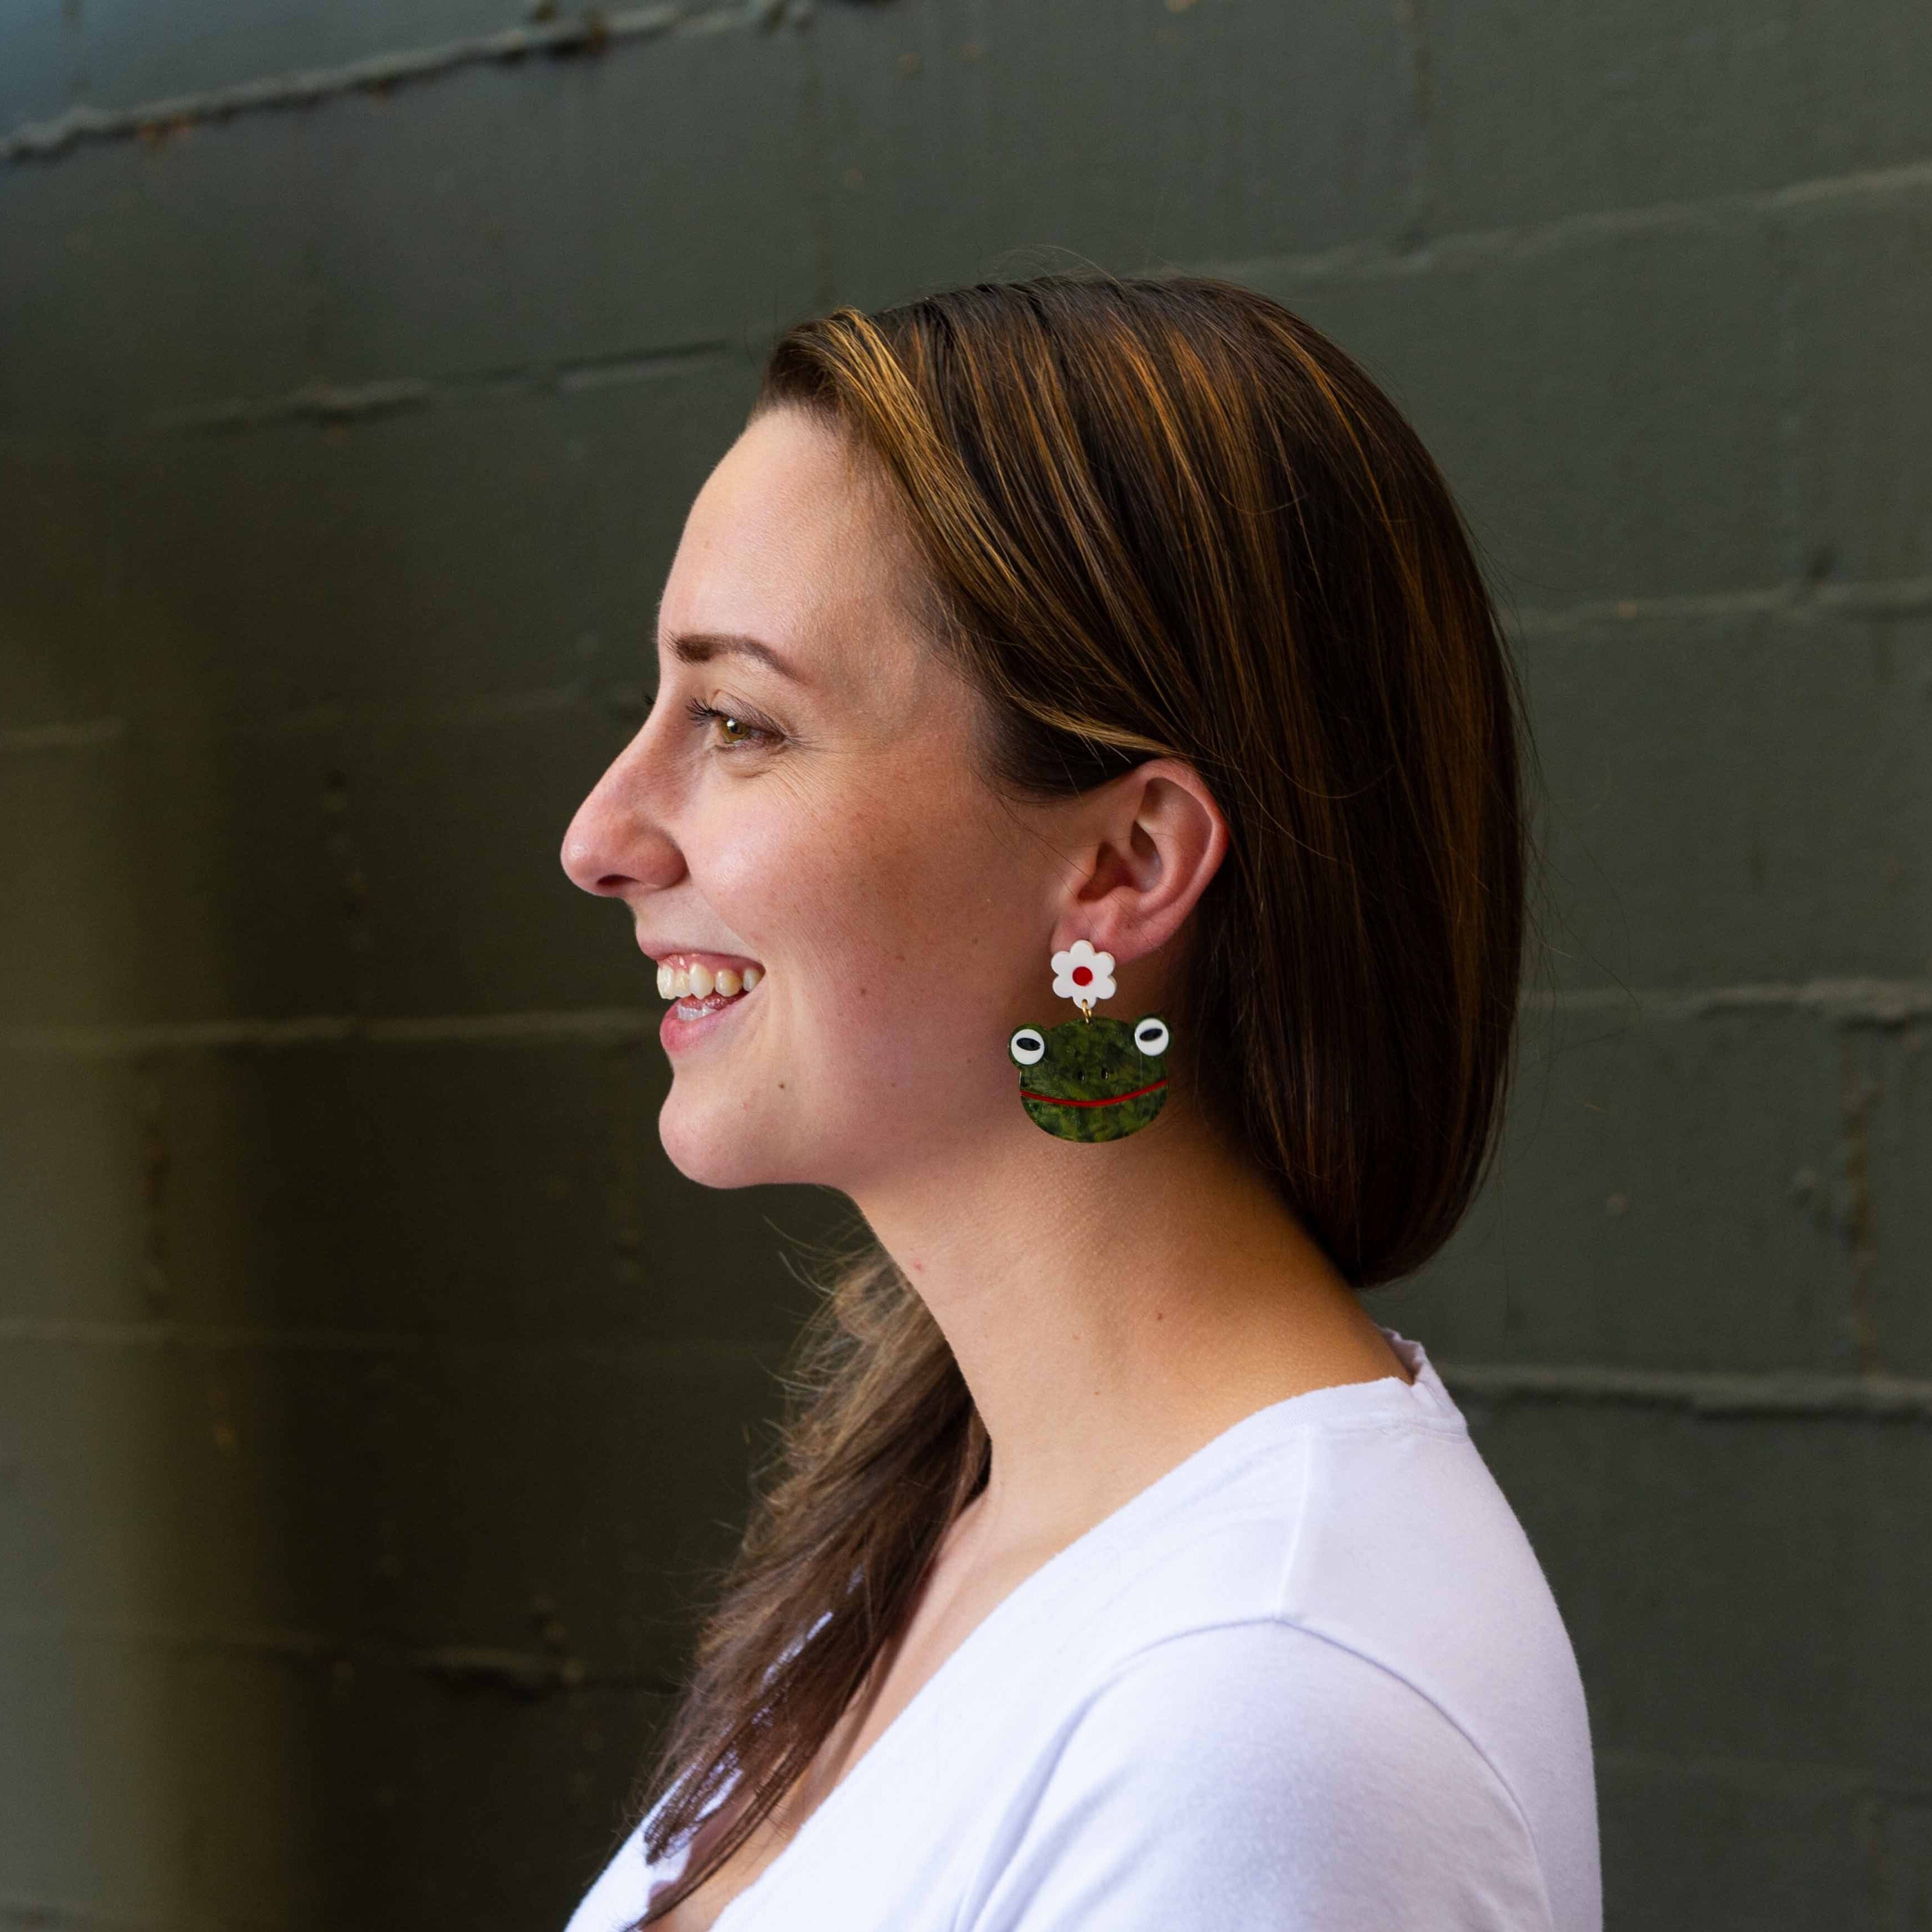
[1008,1014,1170,1143]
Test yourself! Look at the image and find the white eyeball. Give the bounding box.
[1132,1016,1170,1057]
[1009,1027,1047,1067]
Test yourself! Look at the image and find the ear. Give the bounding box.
[1052,758,1229,965]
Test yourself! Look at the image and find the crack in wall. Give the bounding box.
[1839,1038,1883,1377]
[135,1072,170,1316]
[319,766,374,1013]
[1392,0,1434,248]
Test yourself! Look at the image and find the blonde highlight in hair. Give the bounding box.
[628,272,1528,1921]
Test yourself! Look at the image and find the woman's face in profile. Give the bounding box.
[561,407,1061,1194]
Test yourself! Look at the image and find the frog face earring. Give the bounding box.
[1007,940,1170,1142]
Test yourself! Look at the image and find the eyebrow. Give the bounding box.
[664,631,803,681]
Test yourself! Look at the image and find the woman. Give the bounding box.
[558,274,1599,1931]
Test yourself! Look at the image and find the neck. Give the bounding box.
[850,1101,1408,1560]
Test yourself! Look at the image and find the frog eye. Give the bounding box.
[1009,1027,1047,1067]
[1132,1016,1170,1057]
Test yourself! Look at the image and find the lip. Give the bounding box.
[659,986,757,1054]
[654,944,764,1055]
[639,942,764,975]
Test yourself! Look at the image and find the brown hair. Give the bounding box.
[628,272,1528,1918]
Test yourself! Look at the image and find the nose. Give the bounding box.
[560,733,686,899]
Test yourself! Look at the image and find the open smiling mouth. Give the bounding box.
[655,953,764,1011]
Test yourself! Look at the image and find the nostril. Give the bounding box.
[559,822,635,897]
[560,808,685,898]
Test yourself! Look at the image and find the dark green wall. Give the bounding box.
[3,3,1928,1926]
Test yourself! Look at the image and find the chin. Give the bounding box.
[656,1086,821,1192]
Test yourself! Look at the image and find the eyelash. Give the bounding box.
[682,696,781,752]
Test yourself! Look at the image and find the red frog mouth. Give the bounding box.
[1020,1078,1169,1110]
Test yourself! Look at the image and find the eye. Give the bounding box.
[1132,1016,1170,1056]
[1009,1027,1046,1067]
[684,696,778,750]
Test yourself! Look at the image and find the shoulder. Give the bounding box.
[958,1368,1605,1932]
[1069,1383,1561,1689]
[1082,1615,1507,1756]
[1067,1620,1536,1837]
[968,1620,1558,1932]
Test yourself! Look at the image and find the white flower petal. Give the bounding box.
[1050,940,1117,1006]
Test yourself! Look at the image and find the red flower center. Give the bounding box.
[1072,965,1092,985]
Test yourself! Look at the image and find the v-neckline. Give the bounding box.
[705,1342,1441,1928]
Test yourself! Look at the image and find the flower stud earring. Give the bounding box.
[1050,938,1116,1017]
[1009,941,1170,1143]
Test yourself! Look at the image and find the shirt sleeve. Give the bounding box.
[966,1619,1556,1932]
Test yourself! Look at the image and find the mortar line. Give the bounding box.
[1210,154,1932,290]
[2,11,1925,256]
[6,1315,1927,1420]
[0,1008,659,1055]
[1510,574,1932,632]
[2,564,1927,769]
[1437,1360,1932,1422]
[144,338,741,436]
[0,2,708,164]
[0,718,130,752]
[6,980,1928,1061]
[1522,979,1932,1026]
[0,1319,774,1372]
[0,680,653,758]
[0,1615,677,1693]
[1592,1747,1932,1799]
[0,1901,198,1932]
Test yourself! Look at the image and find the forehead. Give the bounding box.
[657,407,929,679]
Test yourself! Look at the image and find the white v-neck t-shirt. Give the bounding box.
[565,1330,1600,1932]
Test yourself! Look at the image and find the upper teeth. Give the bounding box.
[657,960,762,1000]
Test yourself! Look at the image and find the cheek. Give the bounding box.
[696,768,1033,1057]
[735,812,967,1014]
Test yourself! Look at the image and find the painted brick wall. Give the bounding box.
[2,4,1928,1927]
